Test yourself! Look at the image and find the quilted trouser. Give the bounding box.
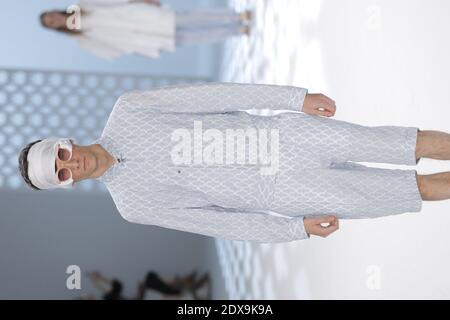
[268,112,423,219]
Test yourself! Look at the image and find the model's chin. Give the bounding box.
[94,156,99,172]
[86,156,94,174]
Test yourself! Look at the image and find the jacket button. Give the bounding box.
[177,170,181,173]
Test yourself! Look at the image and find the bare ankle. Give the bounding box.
[418,172,450,201]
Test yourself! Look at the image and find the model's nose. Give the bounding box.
[63,158,80,169]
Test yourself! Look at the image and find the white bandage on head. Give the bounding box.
[27,137,74,190]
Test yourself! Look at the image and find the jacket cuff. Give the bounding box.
[303,216,311,238]
[290,216,310,240]
[288,87,308,112]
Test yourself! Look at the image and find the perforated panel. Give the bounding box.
[0,68,210,191]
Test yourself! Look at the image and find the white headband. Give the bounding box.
[27,137,74,190]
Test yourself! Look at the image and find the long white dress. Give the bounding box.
[74,0,243,60]
[76,0,176,59]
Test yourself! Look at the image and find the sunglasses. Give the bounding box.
[55,145,73,183]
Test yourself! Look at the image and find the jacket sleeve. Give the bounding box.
[120,205,310,243]
[120,82,308,113]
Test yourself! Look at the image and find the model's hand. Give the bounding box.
[302,93,336,117]
[304,215,339,238]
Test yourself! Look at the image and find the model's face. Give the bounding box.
[55,143,98,183]
[42,12,67,30]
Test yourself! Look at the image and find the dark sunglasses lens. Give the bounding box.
[58,148,71,161]
[58,168,71,182]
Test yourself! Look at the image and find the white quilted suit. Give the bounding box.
[94,83,423,243]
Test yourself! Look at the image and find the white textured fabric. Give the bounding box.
[175,8,243,46]
[93,83,423,242]
[75,1,176,60]
[79,0,129,6]
[94,83,310,243]
[268,113,423,219]
[74,2,243,59]
[27,138,74,190]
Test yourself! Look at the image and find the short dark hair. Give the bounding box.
[18,140,43,191]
